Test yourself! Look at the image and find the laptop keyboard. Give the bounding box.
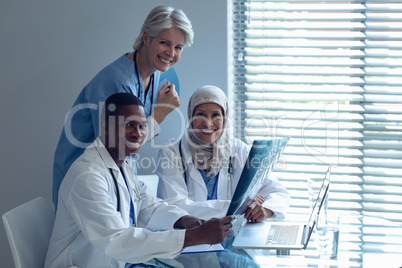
[265,224,299,245]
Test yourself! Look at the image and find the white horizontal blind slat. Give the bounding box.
[231,0,402,262]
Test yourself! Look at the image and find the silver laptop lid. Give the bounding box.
[304,166,331,247]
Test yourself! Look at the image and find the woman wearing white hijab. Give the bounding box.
[156,85,290,221]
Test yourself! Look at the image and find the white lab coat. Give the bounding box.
[156,137,290,220]
[45,137,188,268]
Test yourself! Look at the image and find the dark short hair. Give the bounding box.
[103,93,144,122]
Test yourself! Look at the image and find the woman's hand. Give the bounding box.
[150,81,180,124]
[244,194,273,223]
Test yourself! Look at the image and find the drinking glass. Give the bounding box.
[316,211,340,259]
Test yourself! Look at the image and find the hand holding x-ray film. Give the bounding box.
[227,137,290,216]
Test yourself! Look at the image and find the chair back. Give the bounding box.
[2,197,55,268]
[137,174,159,195]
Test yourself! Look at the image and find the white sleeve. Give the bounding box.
[134,179,189,231]
[257,175,290,219]
[156,142,187,201]
[67,170,185,263]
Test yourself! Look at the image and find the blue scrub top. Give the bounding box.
[52,52,164,207]
[199,169,219,200]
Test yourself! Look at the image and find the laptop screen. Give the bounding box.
[305,166,331,243]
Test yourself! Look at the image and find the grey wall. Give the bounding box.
[0,0,229,266]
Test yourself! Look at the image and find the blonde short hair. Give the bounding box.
[133,6,194,51]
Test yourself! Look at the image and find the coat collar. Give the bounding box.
[180,138,232,200]
[93,137,129,171]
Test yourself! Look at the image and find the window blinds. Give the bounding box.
[231,0,402,261]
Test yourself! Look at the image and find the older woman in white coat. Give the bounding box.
[156,85,290,222]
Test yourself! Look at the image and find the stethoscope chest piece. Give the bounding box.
[109,168,148,214]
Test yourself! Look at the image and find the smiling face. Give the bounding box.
[192,103,224,144]
[104,104,148,166]
[143,27,185,73]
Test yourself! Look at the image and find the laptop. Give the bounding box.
[226,137,290,216]
[232,166,331,250]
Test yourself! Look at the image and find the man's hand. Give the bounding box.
[150,81,180,124]
[183,215,235,248]
[174,215,205,229]
[244,194,273,223]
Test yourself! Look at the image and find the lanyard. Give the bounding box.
[120,168,135,226]
[109,168,135,226]
[207,173,219,200]
[133,50,154,110]
[179,140,233,195]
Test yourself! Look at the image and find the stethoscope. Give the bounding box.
[109,168,147,213]
[178,139,234,199]
[133,50,154,110]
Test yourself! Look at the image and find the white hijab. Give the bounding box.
[186,85,231,178]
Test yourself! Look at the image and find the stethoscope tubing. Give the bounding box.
[109,168,147,213]
[178,139,233,198]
